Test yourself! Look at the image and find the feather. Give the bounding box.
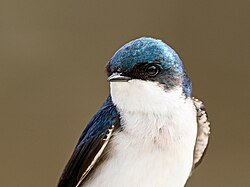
[192,97,211,169]
[57,96,120,187]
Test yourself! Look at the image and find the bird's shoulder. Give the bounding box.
[58,96,120,187]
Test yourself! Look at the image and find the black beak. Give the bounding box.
[107,73,132,82]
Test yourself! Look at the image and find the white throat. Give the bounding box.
[109,80,196,141]
[83,80,197,187]
[110,79,186,114]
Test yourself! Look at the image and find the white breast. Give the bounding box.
[82,80,197,187]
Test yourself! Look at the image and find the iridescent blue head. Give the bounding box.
[106,37,192,97]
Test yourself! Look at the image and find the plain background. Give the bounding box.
[1,0,249,186]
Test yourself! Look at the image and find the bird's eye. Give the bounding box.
[146,65,160,76]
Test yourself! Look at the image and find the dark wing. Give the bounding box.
[58,96,120,187]
[192,97,211,169]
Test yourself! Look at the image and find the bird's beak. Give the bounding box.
[108,73,132,82]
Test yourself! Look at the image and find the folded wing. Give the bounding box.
[58,96,120,187]
[192,97,211,169]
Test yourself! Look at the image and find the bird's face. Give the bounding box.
[106,37,192,113]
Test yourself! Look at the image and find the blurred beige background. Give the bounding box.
[0,0,249,186]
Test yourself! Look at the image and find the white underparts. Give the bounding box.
[82,80,197,187]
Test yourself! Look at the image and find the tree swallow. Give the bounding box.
[58,37,210,187]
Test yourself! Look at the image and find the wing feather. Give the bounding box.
[192,97,211,168]
[58,96,120,187]
[75,125,115,187]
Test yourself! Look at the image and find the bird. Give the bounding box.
[58,37,210,187]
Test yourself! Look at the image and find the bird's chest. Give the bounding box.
[83,110,197,187]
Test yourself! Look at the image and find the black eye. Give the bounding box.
[146,65,160,76]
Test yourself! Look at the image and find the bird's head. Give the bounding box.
[106,37,192,113]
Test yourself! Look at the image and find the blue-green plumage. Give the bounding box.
[107,37,192,97]
[109,37,183,74]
